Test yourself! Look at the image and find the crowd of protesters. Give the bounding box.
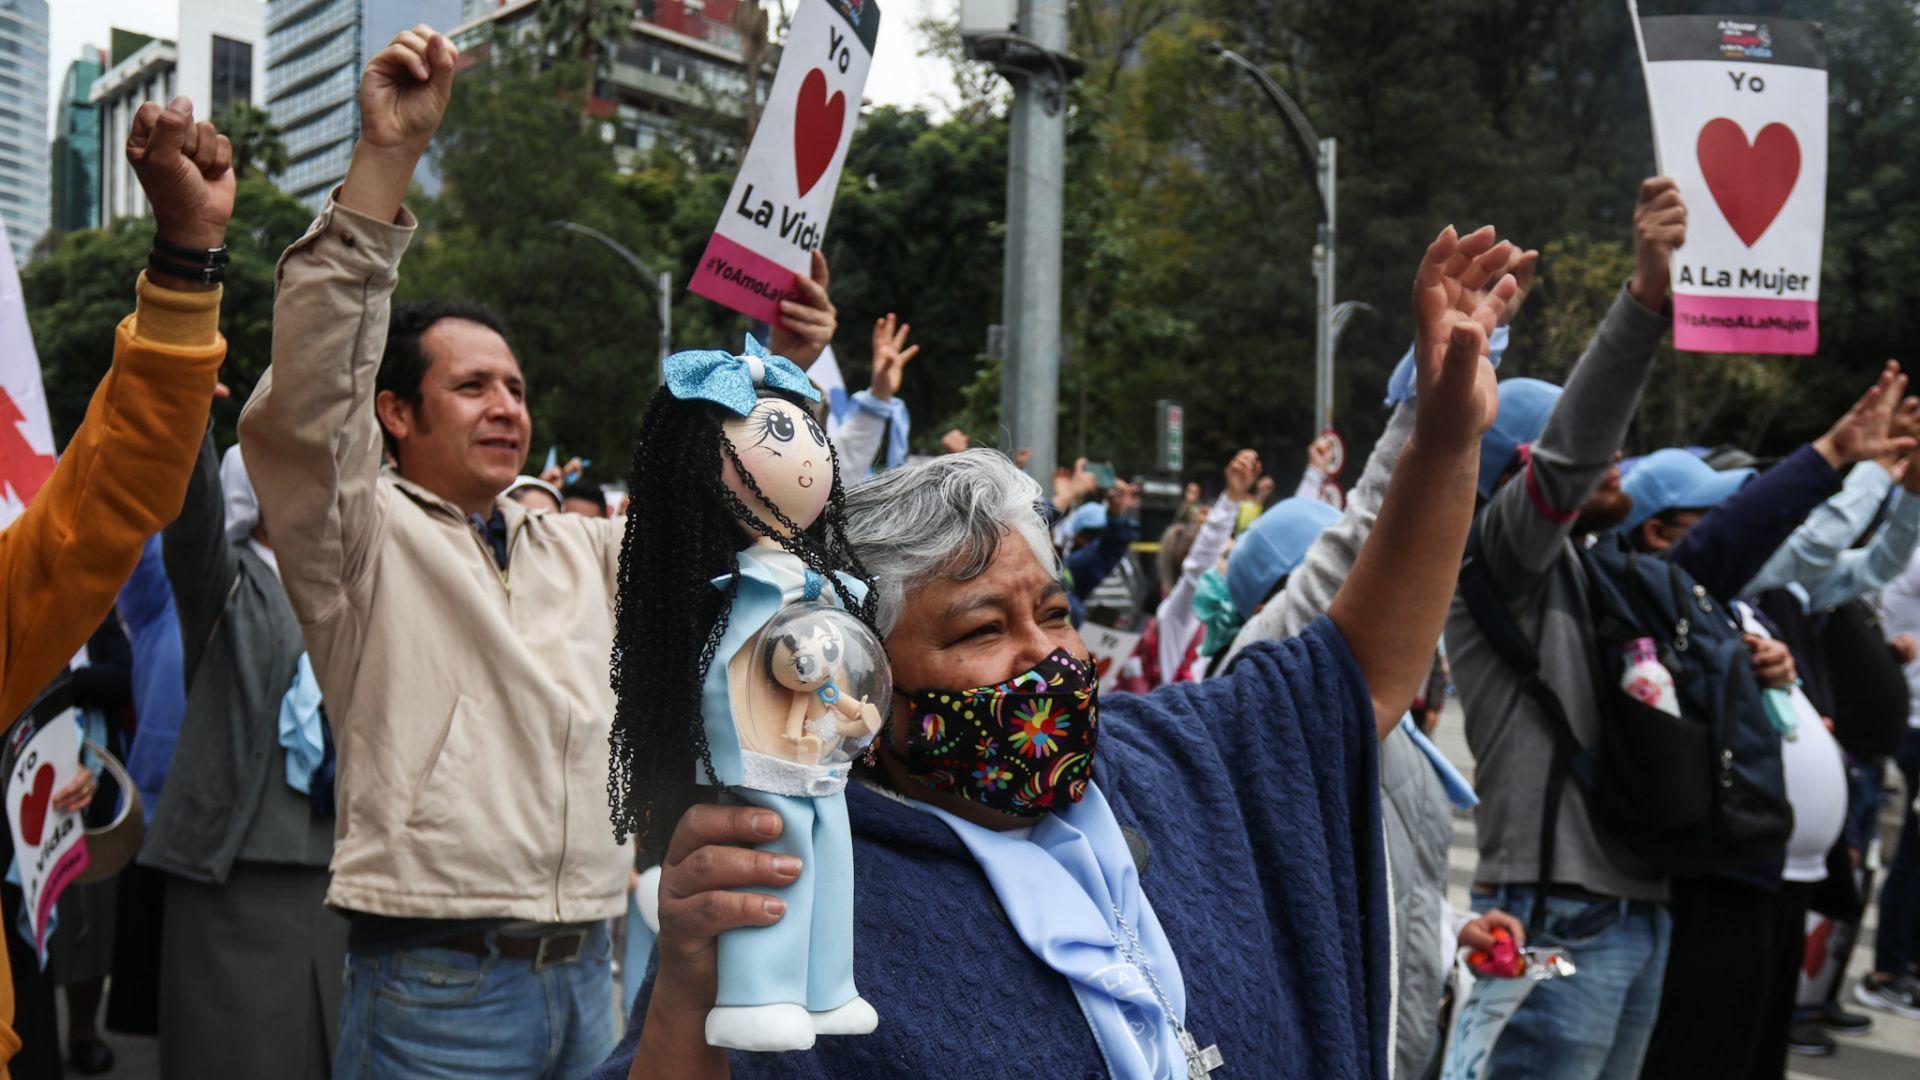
[5,23,1920,1080]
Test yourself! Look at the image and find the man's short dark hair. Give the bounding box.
[377,300,517,456]
[560,481,607,513]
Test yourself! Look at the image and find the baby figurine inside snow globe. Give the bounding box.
[607,336,887,1052]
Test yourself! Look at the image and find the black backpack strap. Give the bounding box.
[1459,520,1588,935]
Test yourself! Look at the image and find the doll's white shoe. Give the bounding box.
[810,996,879,1035]
[706,1004,817,1051]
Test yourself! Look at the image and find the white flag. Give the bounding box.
[0,217,56,527]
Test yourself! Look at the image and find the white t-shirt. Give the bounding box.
[1778,688,1847,882]
[1736,603,1846,882]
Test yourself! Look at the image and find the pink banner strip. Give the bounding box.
[33,838,89,955]
[1673,294,1819,356]
[687,233,803,326]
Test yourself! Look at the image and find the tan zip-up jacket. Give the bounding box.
[238,195,629,922]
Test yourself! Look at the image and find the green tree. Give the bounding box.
[536,0,635,111]
[23,177,314,449]
[403,43,731,472]
[212,101,290,180]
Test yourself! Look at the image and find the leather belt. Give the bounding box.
[440,928,590,971]
[1545,883,1616,905]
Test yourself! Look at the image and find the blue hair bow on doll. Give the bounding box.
[665,337,822,416]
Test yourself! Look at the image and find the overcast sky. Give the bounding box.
[46,0,958,138]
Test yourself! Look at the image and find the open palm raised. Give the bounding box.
[1411,225,1520,446]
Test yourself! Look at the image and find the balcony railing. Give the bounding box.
[268,31,357,98]
[268,64,355,128]
[642,1,743,55]
[269,2,358,60]
[267,0,342,33]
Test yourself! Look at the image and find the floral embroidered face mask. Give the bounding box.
[896,648,1099,817]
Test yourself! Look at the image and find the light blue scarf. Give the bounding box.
[279,653,325,794]
[914,782,1191,1078]
[1398,714,1478,809]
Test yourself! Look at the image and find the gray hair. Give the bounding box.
[841,449,1060,636]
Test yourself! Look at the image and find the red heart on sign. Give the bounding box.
[793,68,846,198]
[1696,118,1801,247]
[18,763,54,848]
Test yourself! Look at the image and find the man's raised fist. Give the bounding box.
[126,96,234,251]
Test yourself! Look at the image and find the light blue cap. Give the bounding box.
[1227,497,1342,617]
[1477,378,1563,499]
[1062,502,1107,539]
[1620,447,1756,532]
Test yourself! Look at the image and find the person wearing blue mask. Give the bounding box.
[595,221,1523,1080]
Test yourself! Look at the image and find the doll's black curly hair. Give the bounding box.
[608,384,877,859]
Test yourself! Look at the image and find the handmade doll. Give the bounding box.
[608,337,888,1053]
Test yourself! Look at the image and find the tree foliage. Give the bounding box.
[24,0,1920,490]
[212,101,290,180]
[23,177,314,448]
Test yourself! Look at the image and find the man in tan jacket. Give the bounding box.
[238,27,835,1076]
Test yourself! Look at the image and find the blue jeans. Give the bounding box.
[336,925,617,1079]
[1876,729,1920,976]
[1469,884,1672,1080]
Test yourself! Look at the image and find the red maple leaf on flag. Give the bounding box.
[0,386,55,507]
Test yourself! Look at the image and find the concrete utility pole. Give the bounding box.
[995,0,1071,483]
[1205,44,1341,432]
[551,220,673,389]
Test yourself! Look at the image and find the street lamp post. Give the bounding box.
[1203,43,1339,433]
[964,0,1082,484]
[551,220,673,388]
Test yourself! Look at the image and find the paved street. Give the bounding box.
[44,701,1920,1078]
[1430,702,1920,1080]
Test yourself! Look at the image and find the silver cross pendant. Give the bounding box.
[1179,1029,1224,1078]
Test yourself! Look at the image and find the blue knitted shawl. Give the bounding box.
[593,617,1390,1079]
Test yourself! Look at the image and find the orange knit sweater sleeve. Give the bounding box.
[0,272,225,1073]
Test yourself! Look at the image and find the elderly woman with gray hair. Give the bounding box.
[596,224,1522,1080]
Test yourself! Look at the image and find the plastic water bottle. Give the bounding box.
[1621,637,1680,717]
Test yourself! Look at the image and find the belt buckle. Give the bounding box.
[533,930,587,972]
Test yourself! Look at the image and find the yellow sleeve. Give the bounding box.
[0,273,224,724]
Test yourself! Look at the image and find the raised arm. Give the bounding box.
[1064,482,1139,602]
[1479,178,1681,591]
[162,428,240,681]
[1672,364,1911,602]
[0,98,231,724]
[1157,454,1253,672]
[1328,225,1517,740]
[1774,402,1920,609]
[1229,250,1534,666]
[1806,489,1920,610]
[238,28,452,619]
[830,314,915,479]
[1743,460,1895,595]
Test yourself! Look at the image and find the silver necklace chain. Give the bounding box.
[1109,904,1182,1028]
[1109,905,1223,1077]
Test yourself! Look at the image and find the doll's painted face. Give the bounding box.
[721,396,833,539]
[770,623,843,693]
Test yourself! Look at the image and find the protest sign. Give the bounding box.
[0,218,57,527]
[689,0,880,325]
[6,709,89,959]
[1630,6,1827,355]
[1082,623,1144,695]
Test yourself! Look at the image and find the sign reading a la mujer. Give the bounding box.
[689,0,880,325]
[1632,11,1827,355]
